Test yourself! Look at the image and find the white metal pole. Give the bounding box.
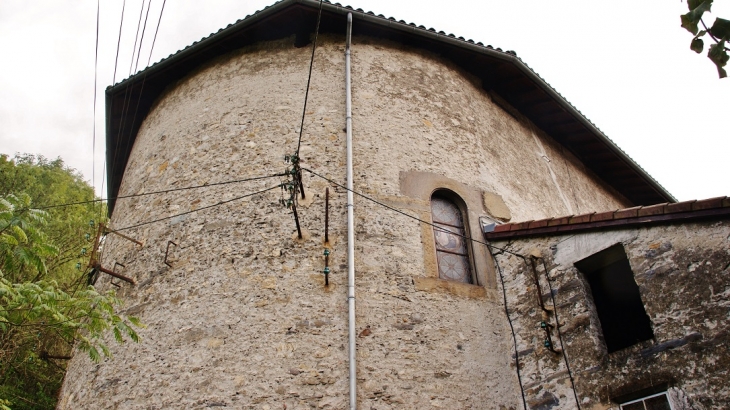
[345,12,356,410]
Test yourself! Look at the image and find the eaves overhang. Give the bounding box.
[105,0,675,214]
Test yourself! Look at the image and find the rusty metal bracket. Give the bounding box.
[528,257,550,313]
[292,200,303,239]
[164,241,178,267]
[109,262,126,288]
[92,261,136,285]
[102,223,143,247]
[298,168,306,200]
[324,187,330,244]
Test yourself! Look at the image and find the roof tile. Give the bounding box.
[569,213,594,224]
[548,216,572,226]
[614,206,641,219]
[492,224,511,233]
[591,210,616,222]
[692,196,726,211]
[528,218,552,229]
[666,200,696,213]
[637,203,667,217]
[511,221,531,231]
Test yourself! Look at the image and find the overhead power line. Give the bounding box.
[301,167,516,253]
[111,183,282,232]
[34,173,286,211]
[295,0,324,158]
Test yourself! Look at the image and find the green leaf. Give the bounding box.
[681,0,713,35]
[709,18,730,39]
[708,40,729,78]
[691,38,704,54]
[88,345,100,362]
[688,0,711,11]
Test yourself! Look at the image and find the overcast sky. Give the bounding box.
[0,1,728,203]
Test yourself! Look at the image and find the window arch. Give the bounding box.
[430,191,473,284]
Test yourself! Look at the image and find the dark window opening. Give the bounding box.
[620,392,673,410]
[575,244,654,353]
[431,192,472,284]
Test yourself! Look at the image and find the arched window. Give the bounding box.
[431,192,472,284]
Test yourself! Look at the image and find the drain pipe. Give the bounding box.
[345,12,357,410]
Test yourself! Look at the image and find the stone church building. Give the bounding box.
[59,1,729,409]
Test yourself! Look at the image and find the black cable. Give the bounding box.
[33,173,286,211]
[132,0,153,75]
[111,0,127,85]
[92,0,100,221]
[302,167,524,256]
[111,183,282,232]
[539,257,581,410]
[127,0,147,77]
[295,0,324,158]
[146,0,166,66]
[122,0,165,168]
[489,248,528,410]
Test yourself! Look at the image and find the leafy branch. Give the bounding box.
[682,0,730,78]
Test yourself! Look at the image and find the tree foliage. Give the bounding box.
[0,154,140,409]
[682,0,730,78]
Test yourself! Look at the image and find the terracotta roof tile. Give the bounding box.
[591,210,616,222]
[666,200,695,213]
[614,206,642,219]
[548,216,572,226]
[637,203,667,217]
[528,218,552,229]
[692,196,726,210]
[569,213,594,224]
[485,196,730,240]
[492,224,511,233]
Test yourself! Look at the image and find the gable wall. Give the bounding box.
[61,35,633,409]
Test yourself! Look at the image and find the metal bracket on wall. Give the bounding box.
[90,261,136,285]
[528,257,551,314]
[109,262,126,288]
[164,241,178,267]
[324,187,330,244]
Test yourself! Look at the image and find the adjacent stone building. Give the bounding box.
[485,198,730,409]
[58,1,727,409]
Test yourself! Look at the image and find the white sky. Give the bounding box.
[0,1,728,202]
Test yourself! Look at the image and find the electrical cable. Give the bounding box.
[127,0,147,78]
[33,173,286,211]
[110,183,282,232]
[111,0,127,85]
[295,0,324,158]
[146,0,166,66]
[92,0,100,222]
[489,247,529,410]
[539,257,582,410]
[133,0,153,75]
[121,0,163,169]
[302,167,522,256]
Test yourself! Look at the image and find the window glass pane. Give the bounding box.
[644,395,671,410]
[436,252,471,283]
[431,194,472,284]
[431,197,463,226]
[433,223,467,255]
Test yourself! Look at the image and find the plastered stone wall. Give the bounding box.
[490,220,730,409]
[61,34,630,409]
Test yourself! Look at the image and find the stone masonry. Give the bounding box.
[59,34,632,409]
[489,220,730,409]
